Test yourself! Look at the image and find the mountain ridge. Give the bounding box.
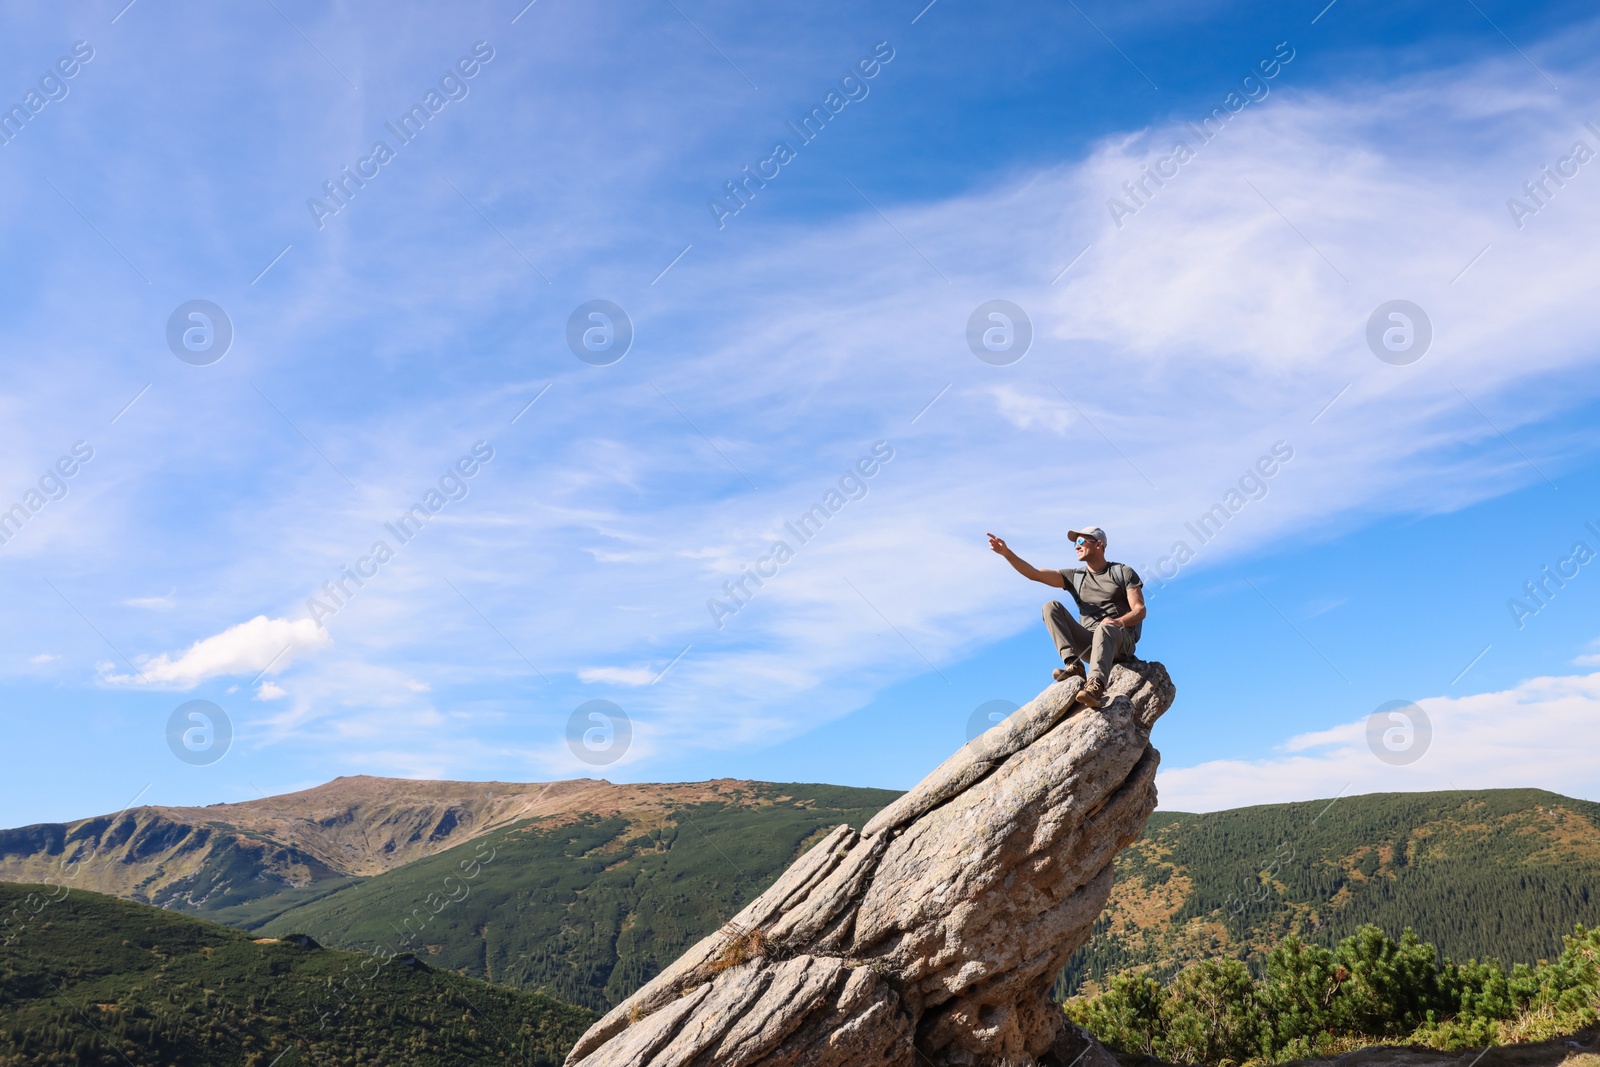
[0,775,840,927]
[0,771,851,927]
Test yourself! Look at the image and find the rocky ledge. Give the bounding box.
[565,658,1176,1067]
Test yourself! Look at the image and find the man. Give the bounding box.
[986,526,1145,709]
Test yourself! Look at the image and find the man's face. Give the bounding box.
[1074,537,1103,561]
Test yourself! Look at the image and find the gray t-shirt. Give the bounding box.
[1060,562,1143,642]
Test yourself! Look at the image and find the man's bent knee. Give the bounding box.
[1043,600,1066,619]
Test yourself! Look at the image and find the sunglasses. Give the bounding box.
[1074,537,1096,547]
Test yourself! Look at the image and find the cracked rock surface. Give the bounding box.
[565,658,1176,1067]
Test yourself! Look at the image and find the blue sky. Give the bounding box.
[3,0,1599,828]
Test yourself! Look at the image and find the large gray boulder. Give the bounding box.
[565,658,1176,1067]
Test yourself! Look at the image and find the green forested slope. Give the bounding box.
[257,783,1600,1015]
[0,882,595,1067]
[1058,788,1600,996]
[259,781,898,1012]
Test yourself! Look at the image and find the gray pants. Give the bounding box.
[1043,600,1136,686]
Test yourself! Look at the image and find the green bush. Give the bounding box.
[1258,934,1340,1048]
[1064,973,1165,1057]
[1537,923,1600,1026]
[1161,958,1264,1066]
[1330,925,1444,1036]
[1067,922,1600,1066]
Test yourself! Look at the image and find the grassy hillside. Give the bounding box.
[1058,788,1600,996]
[259,780,899,1012]
[0,881,595,1067]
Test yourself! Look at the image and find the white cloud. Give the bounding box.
[104,616,330,688]
[28,653,57,664]
[405,679,431,692]
[256,681,288,700]
[1155,670,1600,812]
[578,666,658,686]
[123,592,175,610]
[986,385,1074,434]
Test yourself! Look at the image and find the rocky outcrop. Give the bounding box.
[565,657,1176,1067]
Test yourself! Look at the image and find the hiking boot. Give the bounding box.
[1075,679,1105,709]
[1052,662,1086,683]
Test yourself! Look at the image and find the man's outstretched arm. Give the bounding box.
[987,533,1066,589]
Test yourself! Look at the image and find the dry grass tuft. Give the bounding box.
[706,926,769,975]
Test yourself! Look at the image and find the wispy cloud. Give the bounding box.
[123,591,175,610]
[77,37,1600,768]
[986,385,1075,434]
[4,6,1600,807]
[578,666,658,686]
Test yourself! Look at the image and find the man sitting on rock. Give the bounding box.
[986,525,1146,708]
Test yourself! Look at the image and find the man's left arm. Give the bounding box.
[1105,583,1146,628]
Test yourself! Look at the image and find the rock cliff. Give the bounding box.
[564,657,1176,1067]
